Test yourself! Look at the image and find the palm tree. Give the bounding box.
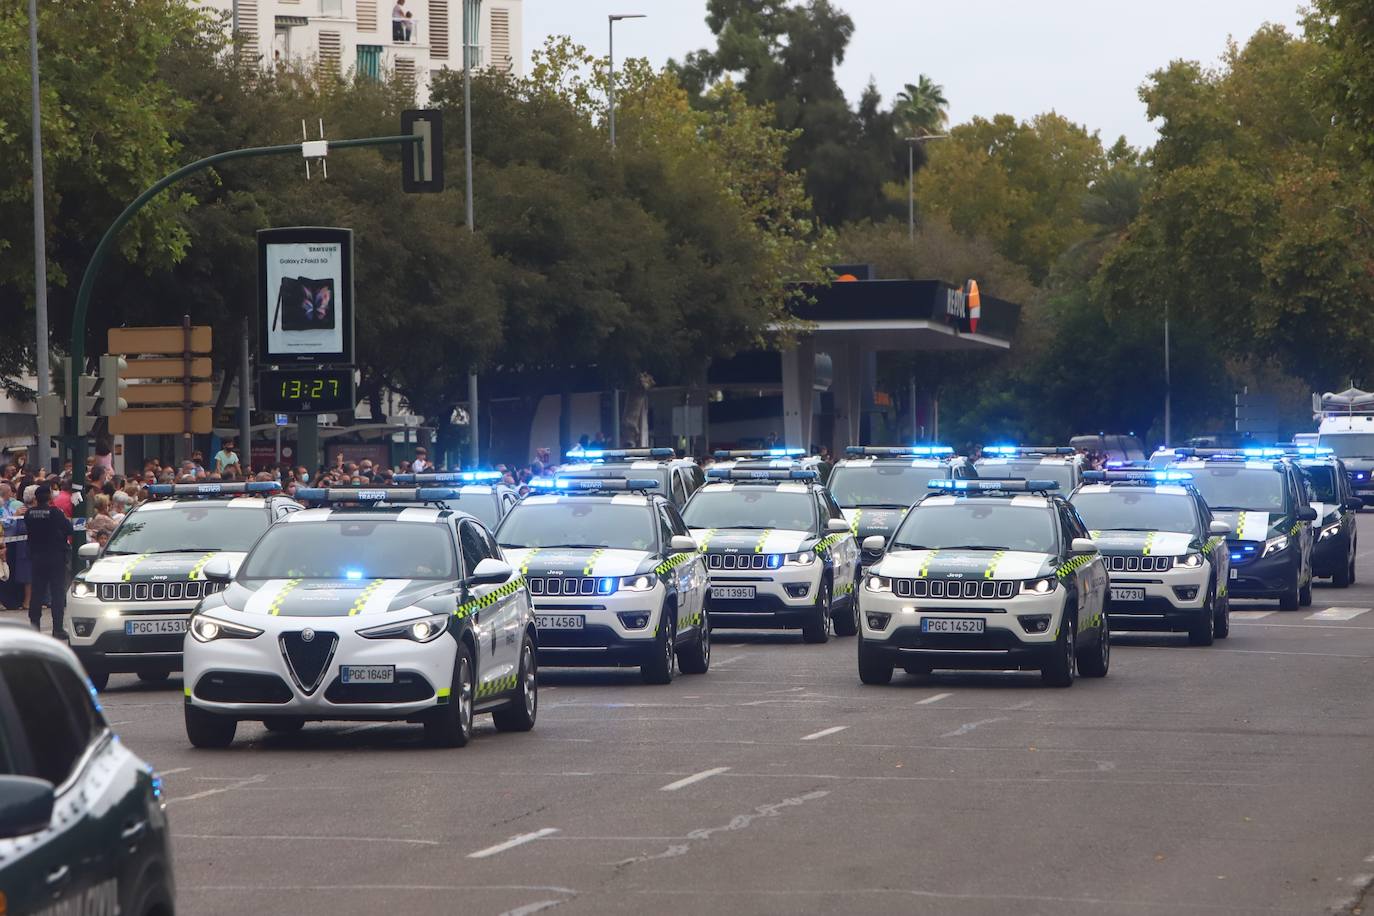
[893,75,949,137]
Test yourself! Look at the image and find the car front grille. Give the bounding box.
[527,576,599,597]
[894,578,1015,600]
[1103,555,1173,573]
[707,553,769,570]
[97,580,224,602]
[279,631,338,694]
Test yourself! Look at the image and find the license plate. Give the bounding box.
[921,617,985,634]
[124,619,187,636]
[1230,568,1238,580]
[1110,587,1146,602]
[536,614,585,630]
[711,586,756,600]
[339,665,394,684]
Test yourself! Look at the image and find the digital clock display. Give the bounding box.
[259,369,355,414]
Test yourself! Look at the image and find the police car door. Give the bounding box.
[459,520,519,692]
[1059,503,1105,630]
[818,489,859,598]
[658,504,702,634]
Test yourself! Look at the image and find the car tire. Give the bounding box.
[137,671,169,684]
[86,668,109,692]
[1078,619,1110,677]
[185,704,236,749]
[493,638,539,732]
[801,580,833,644]
[678,609,711,675]
[262,716,305,734]
[1214,590,1231,639]
[1299,574,1313,607]
[832,587,859,637]
[858,637,893,685]
[641,613,676,684]
[1188,589,1215,646]
[1279,578,1300,611]
[1334,548,1353,588]
[424,644,475,748]
[1041,614,1077,687]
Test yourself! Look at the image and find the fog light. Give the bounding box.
[866,612,891,631]
[617,612,651,630]
[1173,586,1198,601]
[1020,614,1052,634]
[784,583,810,598]
[72,618,96,637]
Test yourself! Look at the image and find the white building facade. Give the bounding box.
[196,0,524,100]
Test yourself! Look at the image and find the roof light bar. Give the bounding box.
[529,476,661,491]
[928,478,1060,493]
[294,487,460,503]
[393,471,503,484]
[1082,470,1194,483]
[983,445,1076,456]
[1172,448,1284,459]
[565,447,675,460]
[713,448,806,459]
[1276,445,1335,457]
[845,445,954,457]
[146,481,281,497]
[706,468,818,481]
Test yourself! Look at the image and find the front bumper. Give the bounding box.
[1102,561,1209,632]
[184,619,458,721]
[530,586,666,667]
[857,589,1065,670]
[66,593,198,673]
[1226,544,1298,597]
[704,561,820,630]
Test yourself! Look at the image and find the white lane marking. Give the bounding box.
[1230,611,1274,620]
[801,726,847,741]
[177,833,440,846]
[499,902,563,916]
[1216,648,1374,659]
[1308,606,1370,621]
[158,767,193,776]
[917,692,953,705]
[660,767,731,792]
[1232,622,1374,630]
[187,884,577,895]
[941,717,1007,738]
[167,774,266,805]
[710,654,744,667]
[468,828,560,859]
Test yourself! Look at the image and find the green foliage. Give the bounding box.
[893,75,949,138]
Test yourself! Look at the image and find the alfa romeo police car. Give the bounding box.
[1070,470,1232,644]
[1285,446,1361,587]
[828,446,976,565]
[681,466,860,643]
[0,623,174,916]
[1168,449,1317,610]
[67,481,298,690]
[857,479,1110,686]
[560,448,705,509]
[495,475,709,683]
[394,471,520,529]
[181,486,536,749]
[976,446,1085,491]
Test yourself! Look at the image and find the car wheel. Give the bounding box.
[1350,545,1358,585]
[1334,546,1353,588]
[86,668,110,692]
[832,588,859,637]
[1214,590,1231,639]
[1078,618,1110,677]
[493,639,538,733]
[641,613,676,684]
[137,671,170,684]
[262,716,305,734]
[1041,614,1077,687]
[801,580,833,644]
[424,644,474,748]
[857,636,893,685]
[678,609,711,674]
[184,704,236,749]
[1188,588,1215,646]
[1279,577,1300,611]
[1298,573,1313,607]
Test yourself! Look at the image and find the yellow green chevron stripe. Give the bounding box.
[918,549,939,578]
[813,533,847,554]
[476,672,520,698]
[268,578,304,615]
[835,581,855,597]
[348,578,387,616]
[1142,532,1156,556]
[984,550,1006,579]
[519,548,540,577]
[849,509,862,534]
[187,552,217,581]
[120,553,150,582]
[754,529,773,553]
[582,548,606,575]
[1056,554,1094,579]
[654,552,697,575]
[453,576,527,619]
[697,528,717,552]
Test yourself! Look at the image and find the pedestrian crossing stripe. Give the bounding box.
[1307,606,1370,621]
[268,578,304,615]
[453,576,526,619]
[348,578,387,616]
[120,553,150,582]
[187,552,217,581]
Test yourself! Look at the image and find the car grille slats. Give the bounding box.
[706,553,768,570]
[527,576,598,597]
[1104,555,1173,573]
[279,631,338,694]
[97,580,223,602]
[893,579,1014,600]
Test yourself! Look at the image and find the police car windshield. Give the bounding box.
[1301,466,1338,502]
[893,502,1057,554]
[1071,491,1197,534]
[1320,434,1374,458]
[1184,467,1286,513]
[240,521,457,580]
[104,505,268,555]
[497,503,656,551]
[682,489,815,532]
[441,493,499,529]
[976,459,1075,490]
[828,465,943,508]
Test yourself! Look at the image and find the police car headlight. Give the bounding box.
[1319,522,1342,541]
[359,613,450,643]
[1020,576,1057,595]
[864,574,892,594]
[784,551,816,567]
[618,574,658,593]
[72,581,94,599]
[1261,535,1290,557]
[190,615,263,643]
[1179,553,1203,569]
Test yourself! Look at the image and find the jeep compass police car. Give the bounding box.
[496,475,709,683]
[975,446,1085,492]
[182,487,536,749]
[66,481,297,690]
[681,466,860,643]
[560,448,705,510]
[857,479,1109,686]
[1071,470,1231,644]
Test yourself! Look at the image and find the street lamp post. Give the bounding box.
[904,134,948,241]
[608,13,646,150]
[29,0,50,472]
[463,0,481,467]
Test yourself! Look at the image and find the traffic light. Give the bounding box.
[401,109,444,193]
[98,355,128,417]
[36,394,62,438]
[75,373,98,436]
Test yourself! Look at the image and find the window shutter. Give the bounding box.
[395,56,417,96]
[430,0,449,59]
[357,0,378,32]
[319,31,342,74]
[490,8,511,73]
[236,0,259,64]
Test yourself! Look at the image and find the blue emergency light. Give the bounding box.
[706,468,817,481]
[714,448,806,459]
[530,476,660,492]
[294,487,460,503]
[845,446,954,457]
[983,445,1075,456]
[147,481,280,497]
[928,478,1060,493]
[1083,470,1193,483]
[565,447,674,460]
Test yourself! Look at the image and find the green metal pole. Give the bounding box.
[66,134,419,552]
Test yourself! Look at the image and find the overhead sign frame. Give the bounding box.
[258,226,355,365]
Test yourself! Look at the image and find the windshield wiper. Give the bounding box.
[854,503,908,510]
[540,543,613,550]
[143,548,219,555]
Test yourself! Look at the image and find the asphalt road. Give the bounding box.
[15,543,1374,916]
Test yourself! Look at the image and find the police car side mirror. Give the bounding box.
[1345,498,1363,512]
[1297,506,1318,523]
[1208,520,1232,536]
[826,518,851,533]
[1070,537,1097,554]
[78,542,101,560]
[669,535,697,552]
[862,535,887,554]
[469,558,513,587]
[0,776,54,839]
[202,556,237,583]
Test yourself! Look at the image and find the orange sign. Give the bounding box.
[966,279,981,334]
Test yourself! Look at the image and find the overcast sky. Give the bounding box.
[523,0,1306,149]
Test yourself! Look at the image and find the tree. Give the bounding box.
[893,75,948,137]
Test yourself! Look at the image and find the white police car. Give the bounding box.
[1071,469,1232,644]
[559,448,705,510]
[182,486,536,749]
[681,465,860,643]
[66,481,298,690]
[857,479,1109,686]
[976,446,1085,492]
[496,475,709,682]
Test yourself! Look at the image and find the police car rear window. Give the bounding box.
[240,521,457,580]
[682,490,814,532]
[828,465,944,508]
[1071,491,1197,534]
[106,505,268,555]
